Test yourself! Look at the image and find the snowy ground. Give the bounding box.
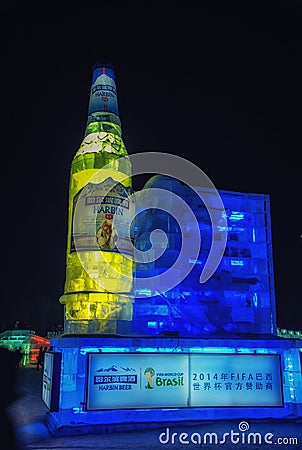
[6,367,302,450]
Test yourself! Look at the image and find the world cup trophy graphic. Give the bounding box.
[144,367,155,389]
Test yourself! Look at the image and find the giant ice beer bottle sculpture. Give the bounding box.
[60,63,134,334]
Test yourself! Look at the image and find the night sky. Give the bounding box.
[1,2,301,336]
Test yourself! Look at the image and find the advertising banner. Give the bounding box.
[42,352,62,411]
[86,353,283,410]
[42,352,53,409]
[190,354,283,407]
[87,353,188,410]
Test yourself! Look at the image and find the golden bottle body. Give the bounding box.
[60,65,134,334]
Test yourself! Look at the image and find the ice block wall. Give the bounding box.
[133,175,276,337]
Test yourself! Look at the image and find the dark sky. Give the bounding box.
[1,2,301,335]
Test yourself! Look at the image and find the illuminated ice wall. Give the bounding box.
[133,175,276,337]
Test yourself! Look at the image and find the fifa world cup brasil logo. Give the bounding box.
[144,367,155,389]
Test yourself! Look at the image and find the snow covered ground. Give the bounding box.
[6,367,302,450]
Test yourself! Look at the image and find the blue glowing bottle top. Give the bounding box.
[88,64,119,117]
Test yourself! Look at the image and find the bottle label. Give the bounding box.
[88,66,119,116]
[71,177,134,257]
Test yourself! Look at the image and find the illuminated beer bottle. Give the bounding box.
[60,62,134,334]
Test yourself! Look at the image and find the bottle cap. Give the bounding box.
[92,60,114,71]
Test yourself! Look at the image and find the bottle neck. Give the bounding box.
[85,112,122,137]
[85,65,122,138]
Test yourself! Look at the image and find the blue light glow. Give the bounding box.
[191,347,236,353]
[230,259,245,266]
[252,228,256,242]
[217,226,232,232]
[79,347,100,355]
[133,180,276,338]
[100,348,130,353]
[229,211,245,221]
[135,288,152,296]
[189,258,203,265]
